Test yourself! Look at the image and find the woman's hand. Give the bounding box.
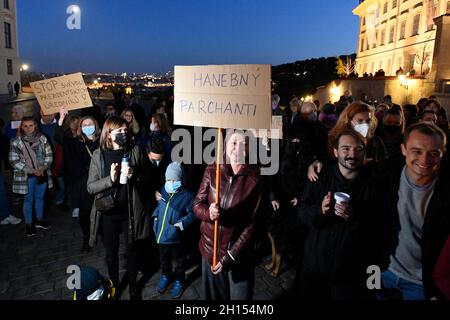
[209,203,220,221]
[155,191,162,201]
[271,200,280,211]
[110,163,120,182]
[308,160,323,182]
[58,106,68,127]
[211,262,223,275]
[121,166,133,178]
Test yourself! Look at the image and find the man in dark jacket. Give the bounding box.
[378,123,450,300]
[298,130,383,300]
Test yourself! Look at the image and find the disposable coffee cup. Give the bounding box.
[334,192,350,204]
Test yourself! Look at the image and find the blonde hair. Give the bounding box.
[121,108,140,135]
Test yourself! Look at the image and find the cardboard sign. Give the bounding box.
[248,115,283,140]
[174,64,271,129]
[31,73,93,115]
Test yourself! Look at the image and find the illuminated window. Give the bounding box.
[389,25,395,42]
[381,29,386,45]
[392,0,397,9]
[399,20,406,40]
[384,2,388,14]
[412,14,420,35]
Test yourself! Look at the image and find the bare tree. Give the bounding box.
[343,56,355,77]
[416,33,434,75]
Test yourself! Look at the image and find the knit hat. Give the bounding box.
[165,162,183,181]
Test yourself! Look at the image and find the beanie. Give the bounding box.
[165,162,183,181]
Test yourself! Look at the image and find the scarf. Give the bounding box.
[21,133,43,172]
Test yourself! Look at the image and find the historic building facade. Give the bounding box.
[353,0,449,77]
[0,0,20,95]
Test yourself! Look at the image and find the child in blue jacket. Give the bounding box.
[152,162,196,299]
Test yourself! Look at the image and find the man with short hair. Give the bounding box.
[379,123,450,300]
[298,130,382,300]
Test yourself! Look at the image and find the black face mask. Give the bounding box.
[114,133,129,147]
[384,125,402,135]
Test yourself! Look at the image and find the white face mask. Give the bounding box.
[353,123,370,137]
[150,123,157,132]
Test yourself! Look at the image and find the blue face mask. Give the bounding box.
[165,181,182,194]
[82,125,96,136]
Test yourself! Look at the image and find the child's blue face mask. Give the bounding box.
[165,181,182,194]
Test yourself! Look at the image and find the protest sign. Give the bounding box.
[174,64,271,129]
[31,73,93,115]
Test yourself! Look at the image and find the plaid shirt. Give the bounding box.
[9,135,53,194]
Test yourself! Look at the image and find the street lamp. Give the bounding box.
[20,64,29,71]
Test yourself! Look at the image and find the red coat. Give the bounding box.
[433,235,450,299]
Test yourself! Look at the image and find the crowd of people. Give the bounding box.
[0,90,449,301]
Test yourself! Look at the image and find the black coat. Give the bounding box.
[299,163,384,283]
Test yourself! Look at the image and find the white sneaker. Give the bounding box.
[72,208,80,218]
[1,215,22,225]
[8,215,22,225]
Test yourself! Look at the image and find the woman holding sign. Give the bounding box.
[193,130,263,300]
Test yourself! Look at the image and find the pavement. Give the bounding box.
[0,184,297,301]
[0,91,297,301]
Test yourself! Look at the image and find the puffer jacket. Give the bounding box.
[152,187,196,245]
[193,164,263,269]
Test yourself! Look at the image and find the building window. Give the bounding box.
[362,16,366,26]
[4,22,11,48]
[447,1,450,12]
[392,0,397,9]
[389,25,395,42]
[387,59,392,74]
[412,14,420,35]
[7,59,12,75]
[3,0,9,9]
[399,20,406,40]
[360,38,365,52]
[408,53,416,71]
[371,62,375,74]
[384,2,388,14]
[381,29,386,45]
[427,0,440,30]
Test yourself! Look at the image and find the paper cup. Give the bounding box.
[334,192,350,204]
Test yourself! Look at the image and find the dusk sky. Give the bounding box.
[18,0,360,74]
